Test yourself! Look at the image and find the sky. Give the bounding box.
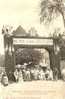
[0,0,64,54]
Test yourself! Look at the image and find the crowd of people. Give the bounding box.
[1,62,65,86]
[8,63,54,83]
[0,63,54,86]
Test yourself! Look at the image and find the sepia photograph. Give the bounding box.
[0,0,65,99]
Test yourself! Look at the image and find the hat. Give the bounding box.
[22,63,28,69]
[23,63,28,66]
[15,64,21,68]
[39,62,48,67]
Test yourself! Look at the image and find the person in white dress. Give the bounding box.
[14,69,19,82]
[18,70,23,82]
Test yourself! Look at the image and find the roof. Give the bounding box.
[12,25,27,37]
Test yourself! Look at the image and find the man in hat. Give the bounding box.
[38,67,46,80]
[18,69,23,82]
[25,68,31,81]
[39,62,47,80]
[33,65,39,80]
[45,67,53,80]
[30,66,35,80]
[22,63,28,81]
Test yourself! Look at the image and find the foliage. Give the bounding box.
[2,25,13,37]
[15,48,42,65]
[40,0,65,26]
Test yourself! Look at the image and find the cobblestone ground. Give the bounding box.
[0,81,65,99]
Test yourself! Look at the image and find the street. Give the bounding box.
[0,81,65,99]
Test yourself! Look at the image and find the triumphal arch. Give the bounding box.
[3,26,60,77]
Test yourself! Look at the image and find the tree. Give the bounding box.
[2,25,13,52]
[2,25,13,37]
[40,0,65,79]
[40,0,65,27]
[15,48,42,65]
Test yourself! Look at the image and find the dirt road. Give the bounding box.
[0,81,65,99]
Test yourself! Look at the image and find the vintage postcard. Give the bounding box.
[0,0,65,99]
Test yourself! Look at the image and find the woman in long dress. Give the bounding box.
[14,69,19,82]
[18,70,23,82]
